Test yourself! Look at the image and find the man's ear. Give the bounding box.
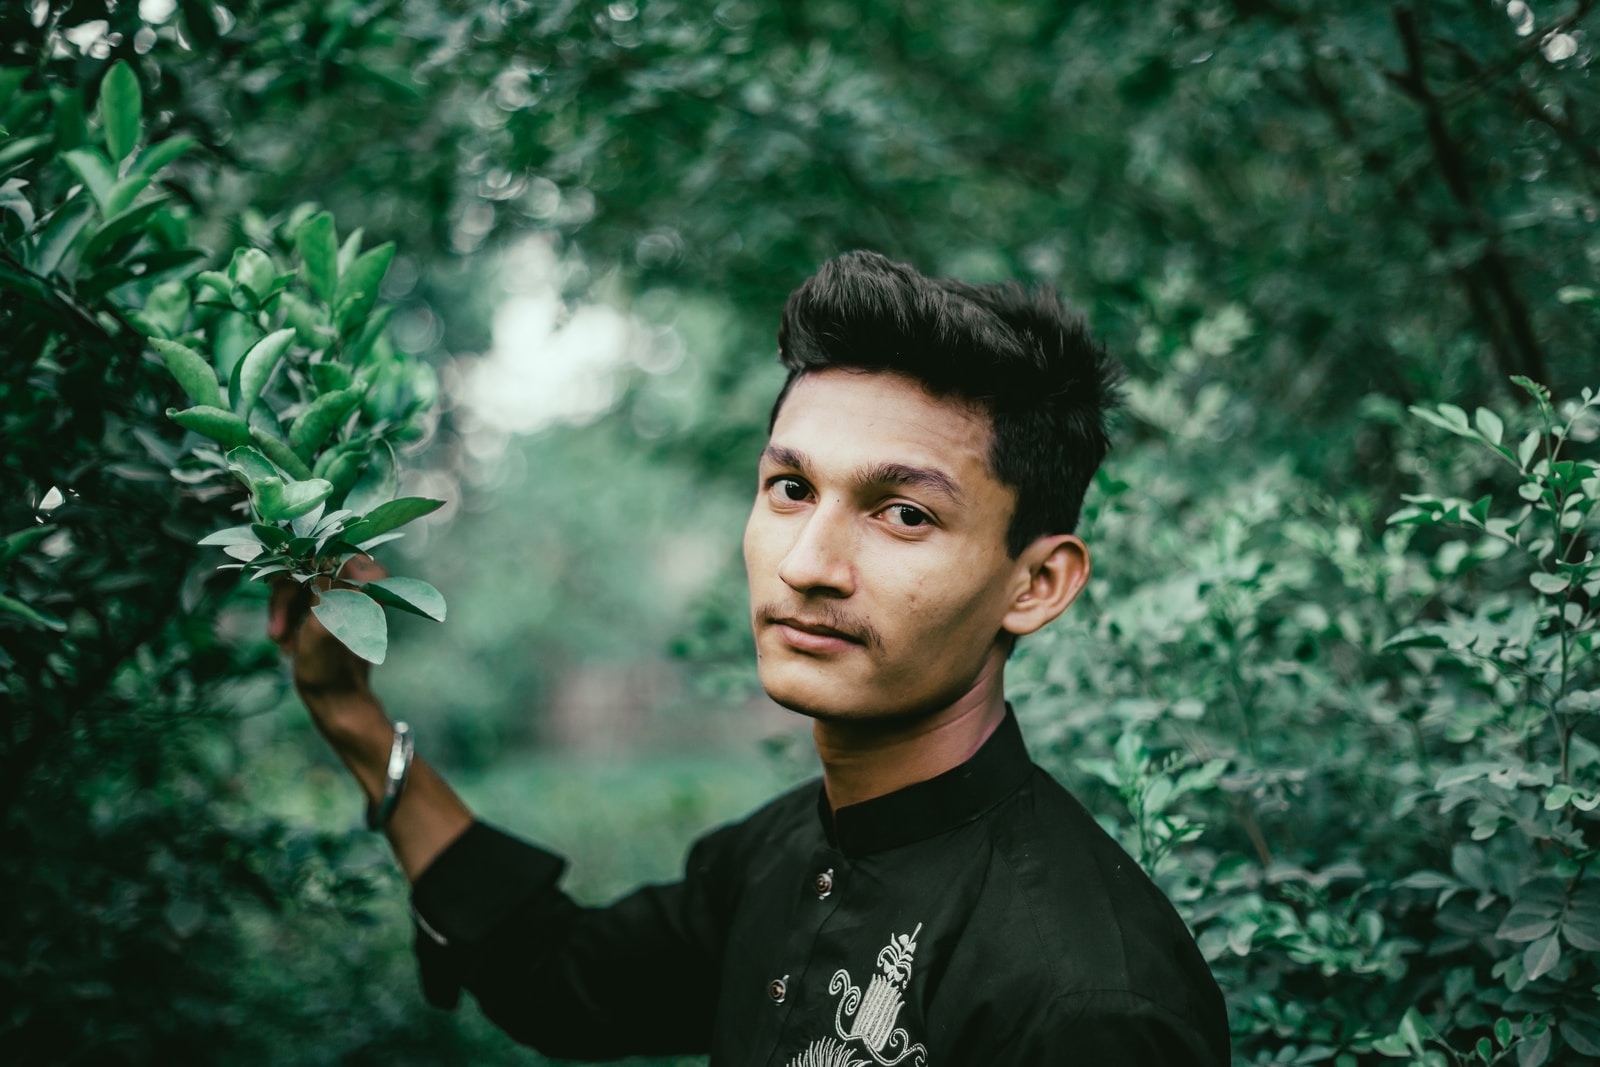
[1000,534,1090,639]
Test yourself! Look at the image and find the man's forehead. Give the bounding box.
[764,369,998,487]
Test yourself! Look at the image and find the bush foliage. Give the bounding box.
[4,2,1599,1065]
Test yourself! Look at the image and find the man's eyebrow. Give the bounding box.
[761,446,964,504]
[761,445,810,472]
[858,462,964,504]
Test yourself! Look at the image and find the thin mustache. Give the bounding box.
[757,603,880,650]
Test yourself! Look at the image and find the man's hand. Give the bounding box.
[267,556,388,741]
[266,552,475,881]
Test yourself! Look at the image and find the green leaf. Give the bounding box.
[223,542,264,562]
[362,576,446,621]
[151,339,223,409]
[281,291,332,350]
[104,173,152,217]
[1510,376,1551,406]
[1523,934,1560,981]
[343,440,397,514]
[196,270,233,299]
[1410,403,1476,439]
[227,246,276,304]
[1474,407,1504,445]
[1371,1034,1411,1057]
[354,531,404,552]
[232,328,295,416]
[251,477,334,523]
[291,504,326,539]
[0,134,52,173]
[337,227,365,274]
[28,197,93,276]
[1566,1020,1600,1058]
[0,593,66,632]
[132,134,196,179]
[0,177,34,232]
[0,525,55,566]
[1398,1007,1435,1050]
[195,526,260,548]
[288,386,363,460]
[1371,1034,1412,1057]
[1518,430,1541,470]
[81,196,168,263]
[61,148,116,214]
[167,405,252,449]
[342,497,444,542]
[1529,572,1569,595]
[1496,910,1558,943]
[248,426,315,481]
[1555,690,1600,714]
[311,588,387,664]
[99,60,142,164]
[310,363,354,393]
[1495,1019,1513,1049]
[49,86,86,150]
[1518,1026,1551,1067]
[140,279,189,338]
[295,211,338,304]
[224,445,278,488]
[332,241,395,333]
[252,523,291,549]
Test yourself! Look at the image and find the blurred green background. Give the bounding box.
[5,1,1600,1064]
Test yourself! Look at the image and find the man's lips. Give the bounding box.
[770,617,865,653]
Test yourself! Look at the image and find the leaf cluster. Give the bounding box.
[150,195,447,661]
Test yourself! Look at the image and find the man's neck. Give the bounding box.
[813,649,1009,812]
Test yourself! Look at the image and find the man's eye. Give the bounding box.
[887,504,931,528]
[771,477,809,502]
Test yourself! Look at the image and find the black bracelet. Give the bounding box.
[366,721,414,831]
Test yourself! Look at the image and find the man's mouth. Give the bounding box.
[775,617,863,642]
[768,615,868,653]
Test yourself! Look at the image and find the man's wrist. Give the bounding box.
[305,688,391,753]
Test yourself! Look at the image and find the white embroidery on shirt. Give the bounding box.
[787,1037,868,1067]
[785,923,929,1067]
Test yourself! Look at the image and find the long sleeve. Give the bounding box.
[409,819,740,1060]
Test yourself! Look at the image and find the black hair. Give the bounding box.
[771,251,1122,557]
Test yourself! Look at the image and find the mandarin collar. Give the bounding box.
[817,707,1035,857]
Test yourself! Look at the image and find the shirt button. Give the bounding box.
[814,869,834,899]
[768,975,788,1003]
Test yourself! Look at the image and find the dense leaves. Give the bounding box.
[4,1,1600,1065]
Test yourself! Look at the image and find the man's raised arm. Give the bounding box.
[266,557,472,881]
[265,565,728,1059]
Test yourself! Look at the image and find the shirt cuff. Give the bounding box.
[410,821,567,948]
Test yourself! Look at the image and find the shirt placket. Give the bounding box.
[749,845,847,1067]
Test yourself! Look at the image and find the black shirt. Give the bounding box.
[410,711,1230,1065]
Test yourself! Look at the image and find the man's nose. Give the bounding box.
[778,503,855,597]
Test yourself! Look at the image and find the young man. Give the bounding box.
[270,252,1230,1064]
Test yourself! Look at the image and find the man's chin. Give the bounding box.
[757,661,872,721]
[757,666,939,728]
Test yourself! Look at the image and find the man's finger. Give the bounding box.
[267,576,311,648]
[337,554,390,584]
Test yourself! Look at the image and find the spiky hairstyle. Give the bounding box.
[773,251,1122,556]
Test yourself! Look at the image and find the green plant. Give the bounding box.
[94,56,450,663]
[1,40,454,1064]
[1371,379,1600,1065]
[153,223,447,660]
[1008,289,1598,1065]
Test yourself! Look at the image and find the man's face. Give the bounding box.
[743,368,1029,722]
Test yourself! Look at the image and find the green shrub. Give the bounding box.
[1016,376,1599,1065]
[0,50,445,1065]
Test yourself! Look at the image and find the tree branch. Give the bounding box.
[1387,4,1551,389]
